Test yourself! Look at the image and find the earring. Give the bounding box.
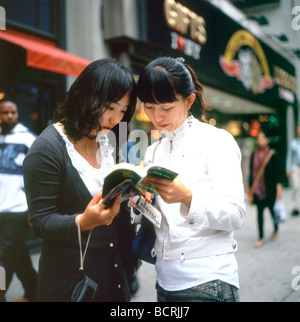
[187,111,193,127]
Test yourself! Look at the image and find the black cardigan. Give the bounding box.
[23,125,136,302]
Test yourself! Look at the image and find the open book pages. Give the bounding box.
[102,162,178,197]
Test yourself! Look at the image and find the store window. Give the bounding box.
[0,0,59,36]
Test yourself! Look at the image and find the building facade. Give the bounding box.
[228,0,300,140]
[0,0,90,134]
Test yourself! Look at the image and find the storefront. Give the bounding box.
[0,0,91,135]
[104,0,298,185]
[0,0,90,249]
[0,29,90,134]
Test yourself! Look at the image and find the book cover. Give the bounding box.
[102,179,141,209]
[102,163,178,197]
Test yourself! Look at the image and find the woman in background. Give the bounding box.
[249,129,282,248]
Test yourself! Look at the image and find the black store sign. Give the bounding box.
[144,0,297,110]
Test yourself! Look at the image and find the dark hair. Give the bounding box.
[0,98,18,110]
[136,57,208,118]
[53,58,137,141]
[258,128,270,138]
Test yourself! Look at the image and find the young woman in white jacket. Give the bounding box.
[135,57,247,302]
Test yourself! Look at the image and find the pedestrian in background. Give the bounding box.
[133,56,246,302]
[286,124,300,216]
[23,58,137,302]
[0,99,37,302]
[248,129,282,248]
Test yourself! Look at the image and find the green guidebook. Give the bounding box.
[102,163,178,207]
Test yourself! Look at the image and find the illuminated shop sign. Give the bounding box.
[219,29,296,102]
[220,30,274,95]
[164,0,207,44]
[164,0,206,59]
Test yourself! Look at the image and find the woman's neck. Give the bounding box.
[56,123,101,169]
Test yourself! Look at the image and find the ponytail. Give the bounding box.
[184,64,209,121]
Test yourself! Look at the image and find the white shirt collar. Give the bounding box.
[164,116,193,141]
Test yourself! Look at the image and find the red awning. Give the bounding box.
[0,30,91,77]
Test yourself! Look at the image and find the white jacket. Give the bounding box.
[144,118,246,261]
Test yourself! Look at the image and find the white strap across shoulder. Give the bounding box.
[77,215,92,271]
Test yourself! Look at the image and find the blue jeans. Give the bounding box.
[156,280,240,302]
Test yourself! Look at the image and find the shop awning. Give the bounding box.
[0,30,91,77]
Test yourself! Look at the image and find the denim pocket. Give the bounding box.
[191,280,240,302]
[191,280,221,301]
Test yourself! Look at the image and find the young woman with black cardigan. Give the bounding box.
[23,58,137,302]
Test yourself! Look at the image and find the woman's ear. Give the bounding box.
[186,93,196,111]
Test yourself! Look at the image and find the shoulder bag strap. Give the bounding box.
[77,216,92,271]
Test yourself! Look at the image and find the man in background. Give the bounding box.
[0,99,37,302]
[286,124,300,216]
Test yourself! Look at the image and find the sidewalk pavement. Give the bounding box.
[5,188,300,302]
